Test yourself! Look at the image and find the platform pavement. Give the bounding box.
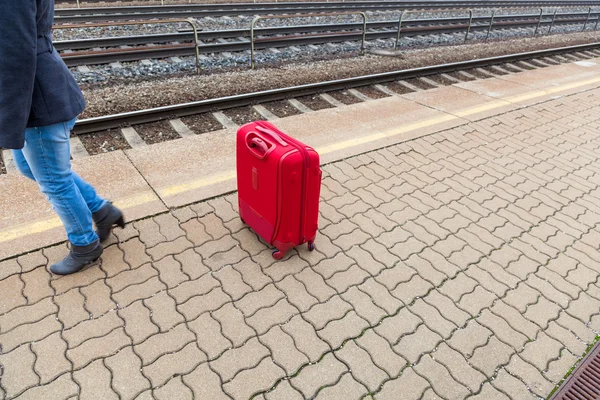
[3,59,600,399]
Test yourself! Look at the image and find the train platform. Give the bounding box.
[2,57,600,399]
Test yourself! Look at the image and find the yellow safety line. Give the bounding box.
[0,192,157,243]
[2,72,600,244]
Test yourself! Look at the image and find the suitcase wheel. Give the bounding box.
[308,242,316,252]
[272,250,284,260]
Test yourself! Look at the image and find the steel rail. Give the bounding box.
[54,0,600,11]
[72,41,600,134]
[53,1,600,23]
[56,13,600,66]
[53,10,599,51]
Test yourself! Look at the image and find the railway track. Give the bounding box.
[72,41,600,138]
[56,11,600,66]
[54,1,600,23]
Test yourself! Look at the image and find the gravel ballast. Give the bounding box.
[79,31,600,118]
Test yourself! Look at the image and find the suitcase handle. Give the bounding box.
[247,137,271,159]
[255,126,288,147]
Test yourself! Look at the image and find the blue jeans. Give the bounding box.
[12,117,106,246]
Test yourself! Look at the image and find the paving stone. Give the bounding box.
[214,264,253,301]
[144,342,206,387]
[210,337,270,382]
[155,376,193,400]
[405,253,447,286]
[80,279,116,317]
[341,286,387,325]
[423,290,471,327]
[314,372,368,399]
[409,298,457,339]
[335,340,387,392]
[304,295,352,330]
[361,238,401,268]
[74,359,119,400]
[520,332,563,372]
[433,342,486,393]
[375,367,430,400]
[63,310,123,349]
[231,258,271,292]
[523,297,562,329]
[100,244,130,278]
[356,329,406,377]
[505,355,555,397]
[68,327,131,369]
[183,363,230,400]
[188,312,232,359]
[247,298,298,335]
[394,324,442,364]
[281,315,330,362]
[0,313,62,353]
[178,287,230,320]
[120,238,151,269]
[144,291,184,332]
[291,352,348,398]
[154,213,186,241]
[438,273,478,302]
[169,273,219,304]
[0,344,39,398]
[113,276,166,308]
[567,292,600,324]
[448,319,492,358]
[414,354,470,399]
[107,262,157,294]
[105,346,150,400]
[318,310,369,349]
[478,309,528,351]
[134,323,195,366]
[491,301,539,340]
[21,266,53,304]
[261,325,309,375]
[545,321,588,356]
[153,255,188,288]
[118,300,159,344]
[135,218,166,248]
[295,268,336,302]
[223,356,286,400]
[181,218,213,247]
[313,253,355,280]
[16,373,78,400]
[469,336,515,378]
[545,352,579,384]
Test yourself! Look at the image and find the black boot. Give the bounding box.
[50,241,104,275]
[93,202,125,242]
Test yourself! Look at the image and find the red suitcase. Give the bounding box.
[236,120,322,260]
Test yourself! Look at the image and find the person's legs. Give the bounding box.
[12,128,107,214]
[20,118,101,246]
[20,117,103,274]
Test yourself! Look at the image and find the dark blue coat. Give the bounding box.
[0,0,85,149]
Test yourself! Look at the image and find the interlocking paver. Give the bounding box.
[74,359,119,400]
[0,344,39,398]
[155,376,193,400]
[105,346,150,400]
[414,354,471,399]
[247,298,298,335]
[63,310,123,348]
[144,291,184,332]
[118,300,159,344]
[290,352,347,398]
[134,323,195,366]
[375,368,430,400]
[505,355,555,397]
[188,312,232,359]
[144,342,206,387]
[394,324,442,364]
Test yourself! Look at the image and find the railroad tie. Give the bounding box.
[70,137,90,159]
[374,84,399,96]
[348,89,372,102]
[397,80,422,92]
[288,99,313,113]
[319,94,345,108]
[121,127,146,148]
[169,119,195,138]
[439,74,461,84]
[212,112,239,130]
[418,77,440,88]
[1,150,16,173]
[253,105,279,120]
